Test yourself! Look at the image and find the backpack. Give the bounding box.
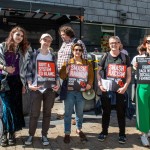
[100,52,127,79]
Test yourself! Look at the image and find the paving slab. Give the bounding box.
[1,101,149,150]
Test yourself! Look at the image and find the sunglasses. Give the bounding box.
[74,49,83,52]
[146,40,150,44]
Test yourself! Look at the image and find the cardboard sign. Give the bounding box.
[107,64,127,78]
[137,57,150,84]
[67,64,88,91]
[37,60,56,88]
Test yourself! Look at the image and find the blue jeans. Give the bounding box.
[64,91,85,134]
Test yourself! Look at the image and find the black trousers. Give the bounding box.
[101,92,126,136]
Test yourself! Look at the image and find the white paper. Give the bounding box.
[101,78,112,91]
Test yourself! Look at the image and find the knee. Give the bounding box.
[30,111,40,118]
[43,109,52,117]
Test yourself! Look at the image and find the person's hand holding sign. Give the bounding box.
[52,80,60,92]
[66,65,70,74]
[99,85,107,92]
[133,62,138,70]
[85,84,91,91]
[28,81,42,91]
[52,85,59,92]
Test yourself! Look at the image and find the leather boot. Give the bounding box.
[8,131,16,146]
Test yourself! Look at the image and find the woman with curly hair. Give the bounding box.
[0,26,31,147]
[59,43,94,144]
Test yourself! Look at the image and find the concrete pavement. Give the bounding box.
[1,101,149,150]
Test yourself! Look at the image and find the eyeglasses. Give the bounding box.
[74,49,83,52]
[146,40,150,44]
[109,42,120,45]
[16,33,23,37]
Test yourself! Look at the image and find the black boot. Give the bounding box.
[1,131,8,147]
[8,132,16,146]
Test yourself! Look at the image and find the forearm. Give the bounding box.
[124,67,131,89]
[124,76,131,89]
[0,64,6,71]
[97,66,102,85]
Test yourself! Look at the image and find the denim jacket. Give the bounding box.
[0,42,31,87]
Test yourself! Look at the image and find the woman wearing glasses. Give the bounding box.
[0,26,31,146]
[59,43,94,144]
[134,35,150,147]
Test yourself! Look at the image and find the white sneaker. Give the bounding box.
[25,136,33,145]
[141,134,149,147]
[41,136,49,146]
[147,130,150,138]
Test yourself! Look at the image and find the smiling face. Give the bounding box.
[13,31,24,45]
[40,36,52,49]
[146,37,150,53]
[72,45,83,59]
[109,38,121,52]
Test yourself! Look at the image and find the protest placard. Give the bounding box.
[101,63,127,91]
[107,64,126,78]
[137,57,150,84]
[67,64,88,91]
[37,60,56,88]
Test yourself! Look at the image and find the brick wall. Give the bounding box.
[22,0,150,27]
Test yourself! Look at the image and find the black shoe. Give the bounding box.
[8,132,16,146]
[1,132,8,147]
[63,134,70,144]
[119,135,126,144]
[98,132,107,142]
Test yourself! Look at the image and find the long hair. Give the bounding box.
[137,44,146,52]
[6,26,29,56]
[71,43,83,58]
[143,35,150,48]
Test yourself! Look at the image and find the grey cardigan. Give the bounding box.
[0,42,32,87]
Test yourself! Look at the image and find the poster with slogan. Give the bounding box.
[67,64,88,91]
[105,64,127,91]
[137,57,150,84]
[107,64,127,79]
[37,60,56,88]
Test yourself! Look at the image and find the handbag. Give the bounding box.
[59,79,68,100]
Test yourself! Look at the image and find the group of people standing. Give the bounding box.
[97,34,150,147]
[0,25,93,147]
[0,24,149,148]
